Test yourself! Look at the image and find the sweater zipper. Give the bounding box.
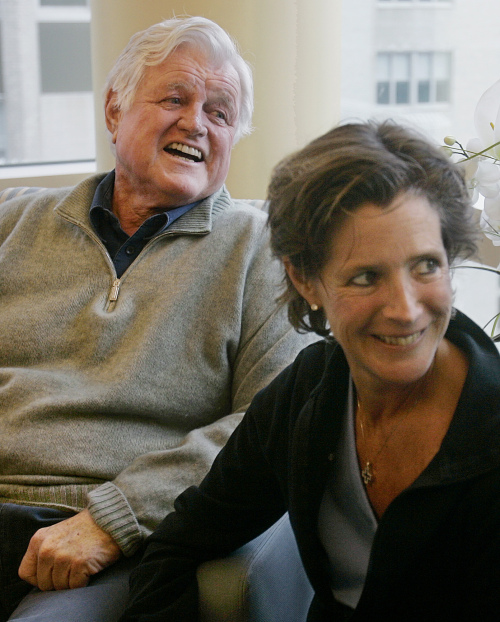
[104,235,166,312]
[106,278,121,312]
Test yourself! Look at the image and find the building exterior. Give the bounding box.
[341,0,500,145]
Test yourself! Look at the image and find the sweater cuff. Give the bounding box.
[86,482,143,557]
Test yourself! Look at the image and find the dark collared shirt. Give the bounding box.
[90,171,198,277]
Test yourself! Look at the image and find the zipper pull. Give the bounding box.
[108,278,121,303]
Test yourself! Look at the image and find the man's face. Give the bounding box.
[106,45,241,209]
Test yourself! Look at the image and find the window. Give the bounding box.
[0,0,94,168]
[376,52,451,105]
[39,22,92,93]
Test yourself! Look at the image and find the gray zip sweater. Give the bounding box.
[0,174,313,555]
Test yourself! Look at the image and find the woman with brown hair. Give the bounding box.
[121,121,500,621]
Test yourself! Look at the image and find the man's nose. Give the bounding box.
[177,104,208,137]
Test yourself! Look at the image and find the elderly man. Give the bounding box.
[0,16,314,622]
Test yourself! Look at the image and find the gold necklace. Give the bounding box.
[356,396,415,486]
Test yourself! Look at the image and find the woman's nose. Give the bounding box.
[382,276,421,322]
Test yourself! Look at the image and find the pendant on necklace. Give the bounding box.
[361,461,374,485]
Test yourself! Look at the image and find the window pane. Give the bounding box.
[434,52,450,80]
[377,53,390,80]
[376,53,391,103]
[393,54,410,104]
[39,23,92,93]
[393,53,410,79]
[418,81,430,103]
[0,0,94,166]
[396,81,410,104]
[436,79,450,102]
[415,53,431,80]
[377,81,390,104]
[416,53,431,103]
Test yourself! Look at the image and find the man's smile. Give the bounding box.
[164,142,203,162]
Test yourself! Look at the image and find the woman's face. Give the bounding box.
[288,192,453,390]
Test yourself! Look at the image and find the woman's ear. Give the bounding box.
[104,90,121,144]
[283,258,323,310]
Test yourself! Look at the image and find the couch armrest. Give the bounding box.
[197,513,313,622]
[0,187,45,203]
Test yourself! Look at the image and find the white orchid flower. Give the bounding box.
[480,195,500,245]
[445,80,500,208]
[455,145,500,202]
[473,78,500,160]
[474,160,500,199]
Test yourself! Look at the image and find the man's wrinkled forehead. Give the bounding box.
[147,45,241,101]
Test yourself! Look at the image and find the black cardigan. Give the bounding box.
[121,310,500,621]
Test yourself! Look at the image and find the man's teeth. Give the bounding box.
[167,142,202,161]
[377,332,421,346]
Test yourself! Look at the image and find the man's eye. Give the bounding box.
[213,110,227,122]
[350,271,377,287]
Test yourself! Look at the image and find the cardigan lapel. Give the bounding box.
[288,344,351,607]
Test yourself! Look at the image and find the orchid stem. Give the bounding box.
[458,139,500,163]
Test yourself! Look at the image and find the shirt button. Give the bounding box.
[125,246,136,256]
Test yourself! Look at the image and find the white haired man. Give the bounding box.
[0,16,315,622]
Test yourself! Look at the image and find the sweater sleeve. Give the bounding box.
[86,209,318,556]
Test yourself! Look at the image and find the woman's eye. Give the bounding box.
[350,271,377,287]
[415,258,440,276]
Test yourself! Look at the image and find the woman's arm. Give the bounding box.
[119,384,292,622]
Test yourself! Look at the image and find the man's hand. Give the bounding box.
[18,509,121,591]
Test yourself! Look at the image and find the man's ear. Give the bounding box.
[104,90,121,143]
[283,258,322,310]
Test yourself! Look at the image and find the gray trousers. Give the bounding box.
[0,504,139,622]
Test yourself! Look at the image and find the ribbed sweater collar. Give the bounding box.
[54,172,233,236]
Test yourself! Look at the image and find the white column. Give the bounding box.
[90,0,341,199]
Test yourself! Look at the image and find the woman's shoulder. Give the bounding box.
[447,310,500,383]
[252,338,342,411]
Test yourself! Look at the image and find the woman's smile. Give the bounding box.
[373,329,424,347]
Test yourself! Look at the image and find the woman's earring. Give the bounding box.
[310,303,319,312]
